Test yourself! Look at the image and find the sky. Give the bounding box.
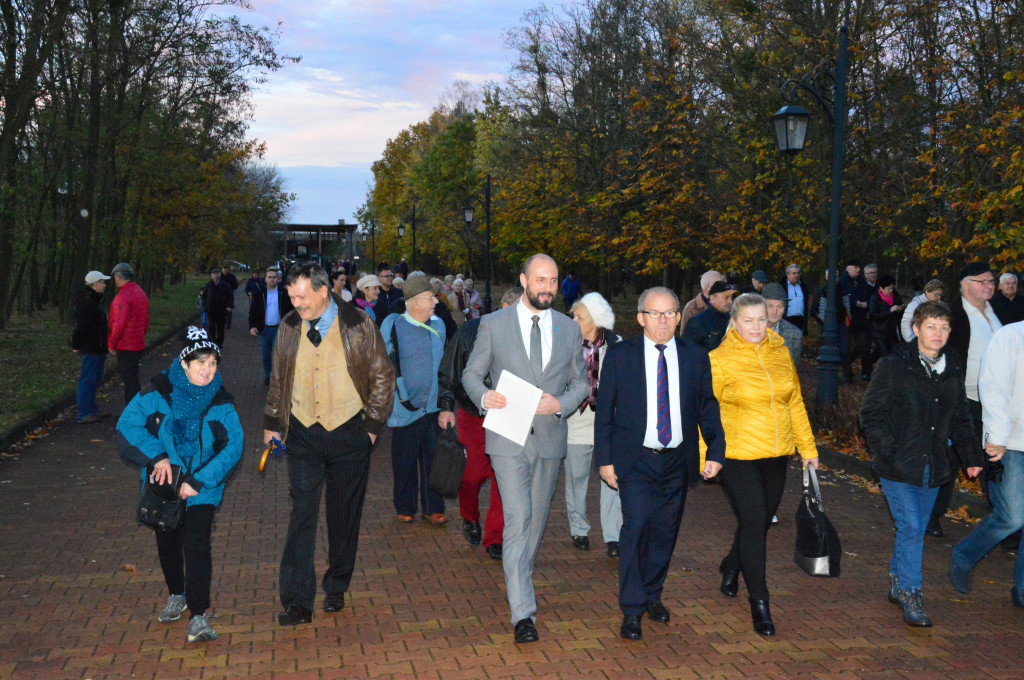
[237,0,540,225]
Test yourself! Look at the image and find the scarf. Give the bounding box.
[456,291,465,310]
[879,289,895,306]
[166,359,222,466]
[578,329,605,414]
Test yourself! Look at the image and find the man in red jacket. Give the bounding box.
[108,262,150,404]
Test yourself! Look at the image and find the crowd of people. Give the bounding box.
[64,253,1024,645]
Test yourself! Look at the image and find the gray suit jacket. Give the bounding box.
[462,304,589,459]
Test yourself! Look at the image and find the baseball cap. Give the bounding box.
[85,271,111,285]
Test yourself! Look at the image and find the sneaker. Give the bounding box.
[896,589,932,627]
[158,594,188,623]
[186,613,218,642]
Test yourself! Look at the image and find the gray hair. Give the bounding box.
[864,263,878,272]
[444,274,454,284]
[501,286,524,307]
[429,277,443,293]
[265,266,281,276]
[699,270,723,292]
[408,270,426,278]
[1000,272,1018,286]
[284,261,329,291]
[638,286,680,312]
[785,263,800,274]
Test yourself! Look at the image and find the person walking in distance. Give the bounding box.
[249,267,293,385]
[462,254,590,644]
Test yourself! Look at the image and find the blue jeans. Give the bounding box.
[952,449,1024,592]
[76,354,106,419]
[259,325,279,379]
[881,470,939,592]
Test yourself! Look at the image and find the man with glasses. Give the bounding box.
[249,267,293,385]
[929,262,1002,537]
[372,267,404,326]
[594,287,725,641]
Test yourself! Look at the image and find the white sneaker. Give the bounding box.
[771,515,779,524]
[186,613,218,642]
[158,594,187,623]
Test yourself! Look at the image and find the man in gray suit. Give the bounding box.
[463,253,590,643]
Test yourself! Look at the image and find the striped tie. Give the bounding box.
[656,344,671,446]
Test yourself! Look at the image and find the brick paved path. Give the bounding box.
[1,309,1022,679]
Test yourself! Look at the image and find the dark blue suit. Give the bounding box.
[594,335,725,614]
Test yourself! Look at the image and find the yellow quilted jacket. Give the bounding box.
[708,327,818,461]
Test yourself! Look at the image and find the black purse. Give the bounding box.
[137,464,186,532]
[428,424,467,499]
[794,466,842,577]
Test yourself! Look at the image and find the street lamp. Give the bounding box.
[464,174,493,313]
[772,25,849,409]
[397,205,417,269]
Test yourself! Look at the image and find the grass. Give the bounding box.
[0,274,216,433]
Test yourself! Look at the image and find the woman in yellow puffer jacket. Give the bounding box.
[709,293,818,637]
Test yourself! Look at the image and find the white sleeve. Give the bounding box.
[901,297,920,341]
[978,328,1015,445]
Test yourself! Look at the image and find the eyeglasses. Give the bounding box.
[967,278,997,286]
[641,309,679,320]
[379,274,394,278]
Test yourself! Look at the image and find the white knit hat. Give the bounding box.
[578,292,615,330]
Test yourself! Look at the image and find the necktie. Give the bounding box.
[307,318,322,347]
[530,315,543,376]
[656,344,672,446]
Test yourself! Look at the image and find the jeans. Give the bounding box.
[880,471,939,592]
[76,354,106,419]
[390,415,444,516]
[259,325,279,380]
[155,504,215,616]
[952,449,1024,592]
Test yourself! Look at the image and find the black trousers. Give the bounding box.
[279,415,372,611]
[117,350,144,404]
[931,398,985,526]
[783,314,807,334]
[206,314,226,347]
[720,456,789,602]
[390,416,444,516]
[155,504,215,616]
[841,329,869,379]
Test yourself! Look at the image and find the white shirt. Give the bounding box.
[964,299,1002,400]
[265,287,281,326]
[979,322,1024,451]
[642,335,683,449]
[786,281,805,317]
[516,300,552,370]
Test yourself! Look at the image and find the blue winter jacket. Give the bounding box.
[117,371,244,507]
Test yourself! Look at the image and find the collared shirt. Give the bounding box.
[305,298,338,340]
[964,299,1002,400]
[642,335,683,449]
[516,300,552,370]
[265,287,281,326]
[786,281,805,317]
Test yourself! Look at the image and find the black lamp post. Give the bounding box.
[397,206,417,270]
[464,173,493,313]
[773,25,850,409]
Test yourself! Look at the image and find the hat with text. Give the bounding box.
[179,326,220,361]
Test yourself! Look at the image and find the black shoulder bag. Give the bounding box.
[794,466,842,577]
[137,454,217,532]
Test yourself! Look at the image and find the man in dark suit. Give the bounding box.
[462,254,590,644]
[780,263,810,333]
[594,286,726,641]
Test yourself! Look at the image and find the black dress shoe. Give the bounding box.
[323,593,345,613]
[606,541,620,558]
[487,544,503,561]
[463,520,482,546]
[646,601,670,623]
[514,618,539,643]
[925,522,944,538]
[750,600,775,636]
[720,569,740,598]
[1002,530,1021,551]
[277,605,313,626]
[572,535,590,551]
[620,614,642,640]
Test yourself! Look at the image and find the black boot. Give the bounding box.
[720,567,739,597]
[750,600,775,636]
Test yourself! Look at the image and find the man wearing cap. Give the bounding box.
[680,270,725,333]
[929,262,1002,537]
[72,271,112,423]
[108,263,150,404]
[201,269,233,346]
[682,281,736,351]
[249,267,293,385]
[266,262,394,626]
[781,264,810,333]
[762,283,803,365]
[220,265,239,329]
[380,276,447,524]
[742,270,768,294]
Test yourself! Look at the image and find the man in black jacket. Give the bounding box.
[72,271,111,423]
[992,272,1024,325]
[220,265,239,328]
[249,267,294,385]
[437,287,521,560]
[202,269,234,346]
[682,281,736,351]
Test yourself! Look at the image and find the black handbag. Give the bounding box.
[137,464,186,532]
[794,466,842,577]
[428,424,467,499]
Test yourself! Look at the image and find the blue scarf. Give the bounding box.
[166,360,222,465]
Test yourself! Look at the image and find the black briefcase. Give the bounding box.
[428,424,467,499]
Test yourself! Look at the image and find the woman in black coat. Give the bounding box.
[867,275,905,360]
[860,301,983,629]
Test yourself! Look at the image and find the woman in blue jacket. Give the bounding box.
[118,327,243,643]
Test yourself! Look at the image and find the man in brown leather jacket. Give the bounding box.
[264,262,394,626]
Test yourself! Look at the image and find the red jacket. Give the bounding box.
[108,281,149,352]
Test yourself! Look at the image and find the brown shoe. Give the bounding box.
[397,514,414,523]
[424,513,449,525]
